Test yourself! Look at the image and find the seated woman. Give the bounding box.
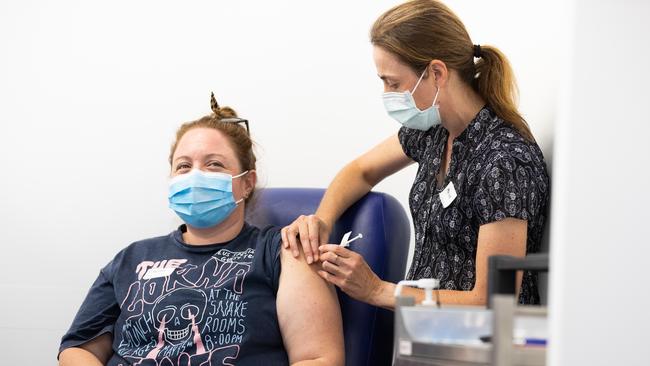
[58,94,344,366]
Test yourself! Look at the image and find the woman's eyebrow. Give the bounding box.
[378,72,398,80]
[173,155,190,164]
[173,153,228,164]
[204,153,227,160]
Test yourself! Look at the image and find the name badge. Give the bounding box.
[439,181,457,208]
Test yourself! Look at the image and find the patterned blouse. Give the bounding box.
[398,106,549,304]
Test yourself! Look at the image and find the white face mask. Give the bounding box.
[382,68,441,131]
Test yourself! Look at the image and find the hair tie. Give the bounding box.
[473,44,482,58]
[210,92,220,113]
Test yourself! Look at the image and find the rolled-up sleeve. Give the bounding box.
[58,267,120,357]
[473,148,546,226]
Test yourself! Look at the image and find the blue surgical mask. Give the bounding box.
[382,68,441,131]
[168,169,249,229]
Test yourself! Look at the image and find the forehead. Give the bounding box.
[173,127,236,160]
[373,46,412,76]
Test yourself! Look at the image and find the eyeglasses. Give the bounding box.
[219,117,250,135]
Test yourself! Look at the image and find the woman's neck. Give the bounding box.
[182,207,246,245]
[440,81,485,140]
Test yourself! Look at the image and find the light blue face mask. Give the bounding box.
[382,68,441,131]
[168,169,248,229]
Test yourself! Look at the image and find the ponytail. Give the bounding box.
[474,45,534,141]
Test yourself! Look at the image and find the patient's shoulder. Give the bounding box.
[245,223,284,289]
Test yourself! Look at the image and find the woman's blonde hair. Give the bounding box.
[371,0,534,141]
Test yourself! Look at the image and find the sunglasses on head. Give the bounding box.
[219,117,250,135]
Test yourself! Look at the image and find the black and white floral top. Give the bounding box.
[398,106,549,304]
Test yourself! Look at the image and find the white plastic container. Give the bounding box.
[401,306,492,346]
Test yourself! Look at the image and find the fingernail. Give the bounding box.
[307,256,313,264]
[293,251,299,257]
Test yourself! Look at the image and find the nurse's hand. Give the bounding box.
[317,244,384,305]
[281,215,330,264]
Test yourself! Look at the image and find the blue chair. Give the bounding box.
[246,188,411,366]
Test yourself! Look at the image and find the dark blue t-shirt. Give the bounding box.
[59,223,289,366]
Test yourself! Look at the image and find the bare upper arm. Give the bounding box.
[474,218,528,301]
[277,246,344,365]
[355,133,413,186]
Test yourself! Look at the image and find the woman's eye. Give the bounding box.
[207,161,224,169]
[175,163,191,172]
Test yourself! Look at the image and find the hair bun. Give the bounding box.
[210,92,238,119]
[210,92,220,113]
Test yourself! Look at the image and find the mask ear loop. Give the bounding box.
[412,66,440,108]
[232,170,249,179]
[232,170,250,205]
[431,84,440,107]
[411,67,429,94]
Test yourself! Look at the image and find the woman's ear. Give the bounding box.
[243,170,257,198]
[428,59,448,88]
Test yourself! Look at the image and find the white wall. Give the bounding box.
[548,1,650,365]
[0,1,561,364]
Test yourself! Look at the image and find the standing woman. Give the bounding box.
[282,0,549,307]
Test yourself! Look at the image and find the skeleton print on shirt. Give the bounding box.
[117,249,254,365]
